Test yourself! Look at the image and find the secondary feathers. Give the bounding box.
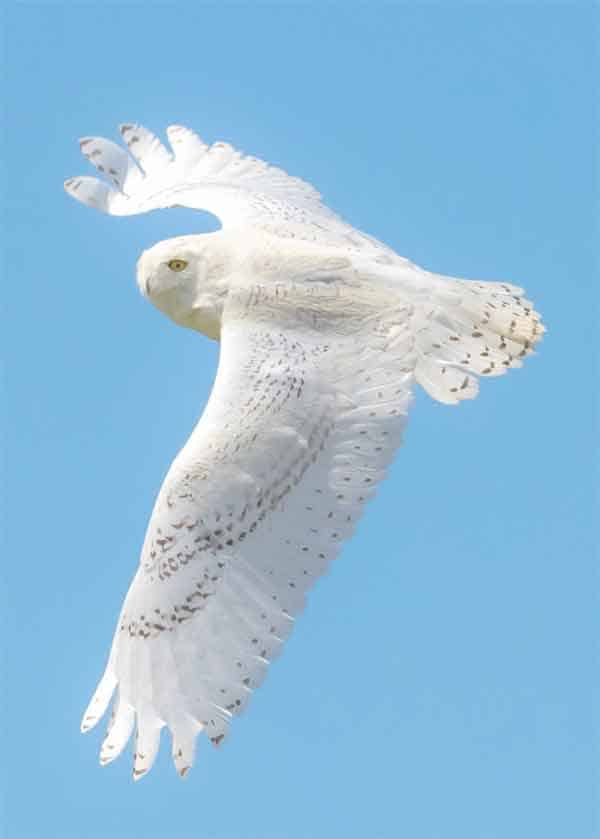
[65,123,544,780]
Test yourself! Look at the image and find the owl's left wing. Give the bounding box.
[64,123,401,259]
[82,287,415,779]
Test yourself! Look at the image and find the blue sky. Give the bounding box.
[3,4,595,838]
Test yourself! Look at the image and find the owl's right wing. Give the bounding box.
[82,285,417,779]
[64,122,403,261]
[82,274,543,779]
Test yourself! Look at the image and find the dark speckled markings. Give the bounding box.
[67,122,544,777]
[134,333,334,591]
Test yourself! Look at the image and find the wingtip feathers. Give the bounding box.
[80,669,117,733]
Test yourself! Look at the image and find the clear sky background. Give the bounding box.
[3,3,596,838]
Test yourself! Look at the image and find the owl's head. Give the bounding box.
[136,233,232,339]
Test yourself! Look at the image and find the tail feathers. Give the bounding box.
[415,356,479,405]
[415,277,545,405]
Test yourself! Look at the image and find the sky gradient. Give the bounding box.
[3,4,596,838]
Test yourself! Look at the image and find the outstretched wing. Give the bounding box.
[81,275,543,779]
[82,286,416,779]
[63,122,400,259]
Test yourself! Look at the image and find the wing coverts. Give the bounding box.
[83,297,415,778]
[65,123,545,778]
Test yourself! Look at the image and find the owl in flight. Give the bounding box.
[65,123,544,780]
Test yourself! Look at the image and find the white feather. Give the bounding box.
[65,123,545,779]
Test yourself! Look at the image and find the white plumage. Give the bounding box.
[65,123,544,780]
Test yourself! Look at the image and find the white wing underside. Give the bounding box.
[83,288,416,779]
[64,123,405,261]
[67,124,545,779]
[83,277,544,779]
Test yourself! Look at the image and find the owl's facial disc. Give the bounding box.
[136,234,226,339]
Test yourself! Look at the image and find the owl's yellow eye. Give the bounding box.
[167,258,188,272]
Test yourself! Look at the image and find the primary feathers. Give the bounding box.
[65,123,544,780]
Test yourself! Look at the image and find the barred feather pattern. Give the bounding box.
[82,275,543,779]
[64,123,545,781]
[412,276,545,404]
[64,123,407,262]
[82,296,415,779]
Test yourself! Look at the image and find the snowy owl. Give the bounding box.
[65,123,544,780]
